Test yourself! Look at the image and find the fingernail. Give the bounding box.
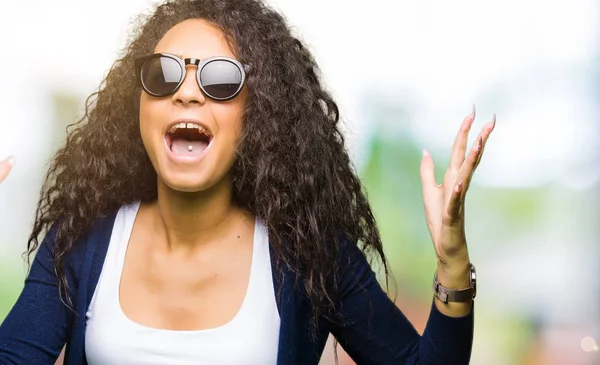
[492,113,496,128]
[471,104,476,117]
[455,182,463,193]
[4,155,16,166]
[422,149,430,157]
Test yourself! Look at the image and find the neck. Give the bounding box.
[151,176,243,251]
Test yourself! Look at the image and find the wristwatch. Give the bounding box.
[432,263,476,303]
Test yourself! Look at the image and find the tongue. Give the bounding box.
[171,138,208,155]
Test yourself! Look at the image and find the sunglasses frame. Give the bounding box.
[135,53,249,101]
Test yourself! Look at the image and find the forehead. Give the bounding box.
[154,19,236,59]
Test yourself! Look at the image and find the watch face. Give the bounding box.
[470,264,477,298]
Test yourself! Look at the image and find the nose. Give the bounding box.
[172,60,206,106]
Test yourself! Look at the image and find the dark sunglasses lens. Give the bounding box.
[141,56,182,96]
[200,60,243,99]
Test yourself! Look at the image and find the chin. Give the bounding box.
[159,173,211,194]
[157,165,231,195]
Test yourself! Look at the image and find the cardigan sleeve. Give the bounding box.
[0,228,72,365]
[329,239,474,365]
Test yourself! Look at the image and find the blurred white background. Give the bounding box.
[0,1,598,364]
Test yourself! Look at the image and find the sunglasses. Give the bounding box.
[134,53,249,101]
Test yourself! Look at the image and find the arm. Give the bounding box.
[330,109,495,364]
[329,240,473,365]
[0,228,72,365]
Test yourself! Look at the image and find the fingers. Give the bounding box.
[459,114,496,192]
[449,105,476,172]
[444,114,495,227]
[473,114,496,170]
[420,149,437,187]
[0,156,16,184]
[427,111,496,232]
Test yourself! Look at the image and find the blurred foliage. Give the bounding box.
[360,129,439,296]
[0,260,23,320]
[356,107,548,364]
[0,89,81,321]
[359,118,546,297]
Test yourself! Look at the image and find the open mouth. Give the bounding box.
[165,122,213,156]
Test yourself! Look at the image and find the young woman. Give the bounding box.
[0,0,494,364]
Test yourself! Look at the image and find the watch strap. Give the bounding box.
[432,264,476,304]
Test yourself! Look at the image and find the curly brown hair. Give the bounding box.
[27,0,389,329]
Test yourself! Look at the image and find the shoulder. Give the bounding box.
[37,206,122,280]
[334,234,377,274]
[282,234,376,292]
[69,209,120,260]
[335,235,379,295]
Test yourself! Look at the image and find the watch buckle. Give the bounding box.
[434,282,449,304]
[438,290,448,304]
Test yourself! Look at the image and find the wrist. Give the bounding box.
[433,262,477,304]
[437,256,470,281]
[437,243,469,266]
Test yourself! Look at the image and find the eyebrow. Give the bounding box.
[155,52,185,58]
[161,52,211,60]
[159,52,241,63]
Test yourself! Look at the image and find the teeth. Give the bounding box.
[168,122,208,135]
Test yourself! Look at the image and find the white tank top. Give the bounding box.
[85,202,280,364]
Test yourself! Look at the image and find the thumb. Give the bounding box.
[420,149,443,235]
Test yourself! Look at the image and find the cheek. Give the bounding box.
[138,98,152,148]
[215,106,244,152]
[138,96,165,155]
[218,94,246,141]
[139,96,162,131]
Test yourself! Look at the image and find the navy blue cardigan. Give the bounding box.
[0,209,474,364]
